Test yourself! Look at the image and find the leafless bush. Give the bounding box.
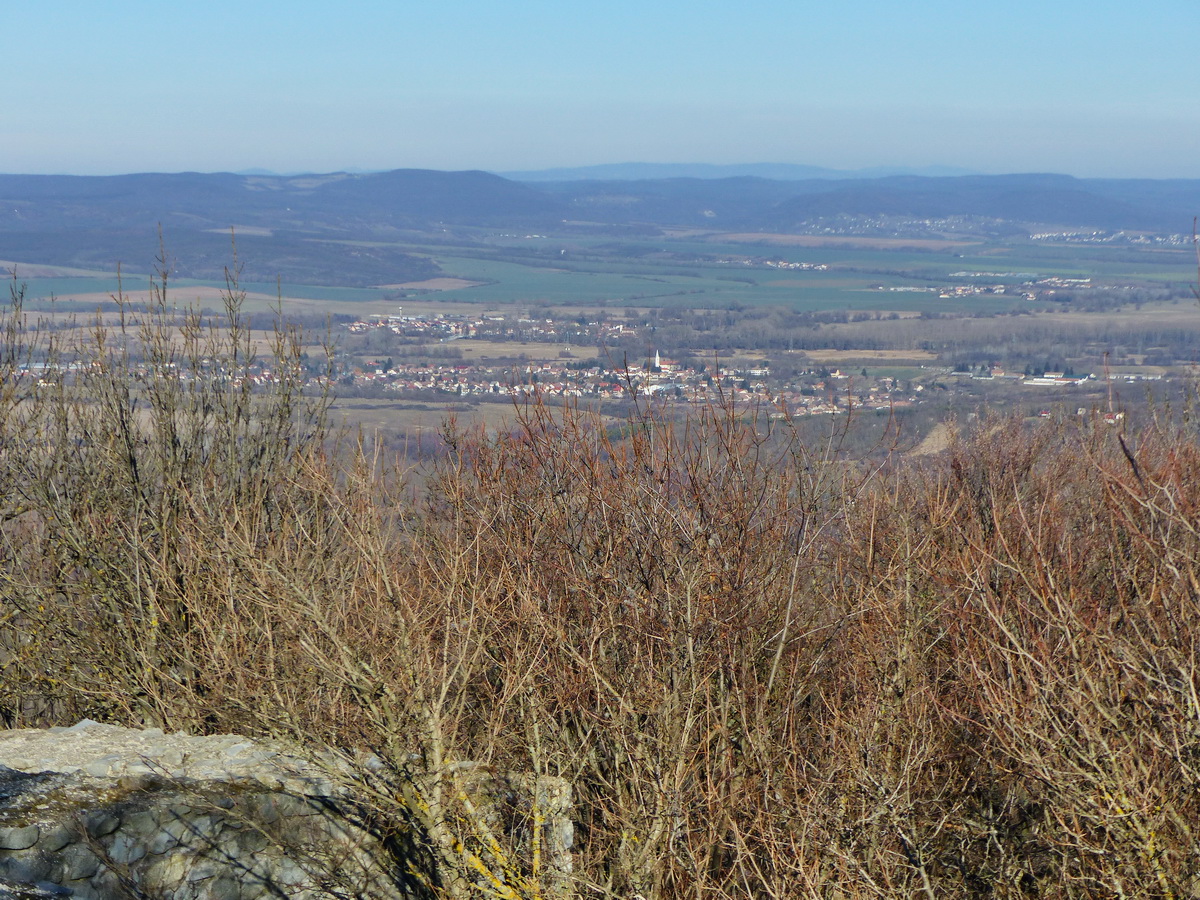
[2,255,1199,898]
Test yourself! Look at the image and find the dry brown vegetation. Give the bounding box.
[377,278,487,291]
[804,348,939,361]
[1,267,1199,899]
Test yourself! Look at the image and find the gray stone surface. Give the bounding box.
[0,875,73,898]
[0,721,574,900]
[0,829,39,853]
[0,722,404,900]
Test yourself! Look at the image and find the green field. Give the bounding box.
[9,230,1195,318]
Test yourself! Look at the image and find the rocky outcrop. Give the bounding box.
[0,722,572,900]
[0,721,396,899]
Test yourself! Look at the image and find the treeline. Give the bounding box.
[1,275,1199,898]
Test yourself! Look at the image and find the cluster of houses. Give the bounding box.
[875,273,1121,304]
[956,368,1094,386]
[335,311,1170,419]
[1031,231,1192,246]
[342,352,922,417]
[345,310,628,344]
[714,257,828,270]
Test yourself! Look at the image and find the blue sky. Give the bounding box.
[5,1,1198,177]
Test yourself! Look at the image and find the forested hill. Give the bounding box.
[0,169,561,285]
[530,172,1200,232]
[0,169,560,230]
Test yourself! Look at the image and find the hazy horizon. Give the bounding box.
[5,161,1199,183]
[5,1,1198,180]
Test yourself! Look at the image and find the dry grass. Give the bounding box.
[377,277,486,291]
[805,348,939,361]
[1031,300,1200,329]
[438,339,578,361]
[909,421,955,455]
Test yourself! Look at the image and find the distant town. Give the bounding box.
[332,308,1171,419]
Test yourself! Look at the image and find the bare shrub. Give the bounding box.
[2,255,1199,898]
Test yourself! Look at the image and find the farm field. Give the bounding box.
[804,349,939,362]
[10,226,1194,320]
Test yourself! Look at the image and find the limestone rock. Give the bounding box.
[0,722,403,900]
[0,721,574,900]
[0,876,73,898]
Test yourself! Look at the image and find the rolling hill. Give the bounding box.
[1,167,1194,286]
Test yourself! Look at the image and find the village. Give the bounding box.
[340,308,922,414]
[337,350,919,417]
[332,308,1152,418]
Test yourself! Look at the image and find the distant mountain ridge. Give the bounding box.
[0,169,557,285]
[1,167,1196,286]
[0,169,557,228]
[500,162,980,181]
[530,171,1200,233]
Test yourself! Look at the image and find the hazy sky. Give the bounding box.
[6,1,1198,178]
